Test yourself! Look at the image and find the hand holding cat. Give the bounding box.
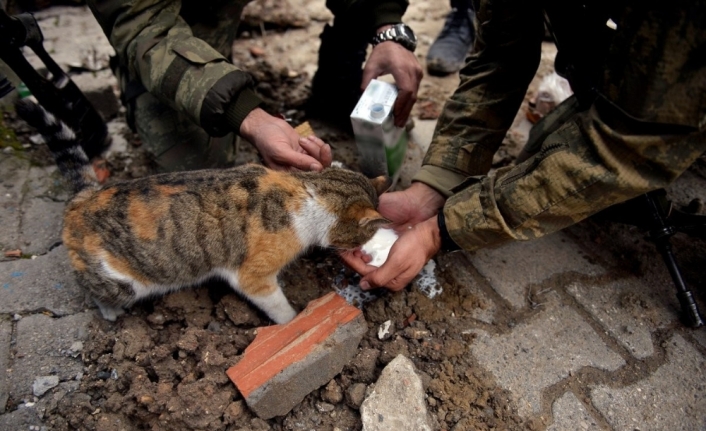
[240,108,333,171]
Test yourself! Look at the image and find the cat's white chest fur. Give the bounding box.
[291,191,337,247]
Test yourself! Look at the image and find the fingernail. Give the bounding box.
[360,281,370,290]
[310,163,322,172]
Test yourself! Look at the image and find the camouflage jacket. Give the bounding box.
[414,0,706,251]
[86,0,408,135]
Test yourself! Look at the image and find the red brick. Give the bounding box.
[226,292,367,419]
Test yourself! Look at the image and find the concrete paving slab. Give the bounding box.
[8,312,94,403]
[438,253,497,324]
[0,246,88,316]
[0,405,44,430]
[568,279,680,359]
[0,155,30,254]
[24,166,68,200]
[468,232,605,308]
[19,198,65,256]
[692,329,706,350]
[26,6,114,73]
[591,334,706,431]
[547,392,604,431]
[0,320,12,414]
[470,296,624,418]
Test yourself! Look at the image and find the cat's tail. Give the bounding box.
[15,99,98,194]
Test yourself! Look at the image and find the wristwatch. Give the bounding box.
[371,23,417,52]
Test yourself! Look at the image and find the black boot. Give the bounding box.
[426,0,476,76]
[307,24,368,131]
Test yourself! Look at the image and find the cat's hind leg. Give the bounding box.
[94,299,126,322]
[76,270,135,322]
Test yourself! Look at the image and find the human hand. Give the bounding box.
[378,182,446,228]
[341,216,441,292]
[240,108,333,171]
[362,31,423,127]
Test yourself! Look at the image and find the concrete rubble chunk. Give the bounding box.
[360,354,432,431]
[226,292,367,419]
[32,376,59,397]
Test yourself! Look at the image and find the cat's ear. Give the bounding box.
[357,207,391,227]
[369,176,392,195]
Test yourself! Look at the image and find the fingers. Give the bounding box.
[299,135,332,168]
[392,90,416,127]
[339,250,377,276]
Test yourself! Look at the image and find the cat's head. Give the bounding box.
[305,168,391,249]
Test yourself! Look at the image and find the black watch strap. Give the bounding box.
[438,211,461,252]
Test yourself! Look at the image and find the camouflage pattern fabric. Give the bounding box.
[134,92,235,172]
[86,0,408,172]
[413,0,706,251]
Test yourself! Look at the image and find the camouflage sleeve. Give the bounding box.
[412,0,545,196]
[325,0,408,34]
[86,0,261,136]
[441,97,706,252]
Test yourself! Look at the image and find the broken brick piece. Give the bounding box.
[226,292,367,419]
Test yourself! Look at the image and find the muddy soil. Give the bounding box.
[7,1,699,430]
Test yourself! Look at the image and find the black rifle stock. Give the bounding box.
[0,7,108,159]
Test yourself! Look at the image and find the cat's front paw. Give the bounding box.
[271,306,297,324]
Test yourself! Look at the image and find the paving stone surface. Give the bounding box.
[0,156,30,255]
[567,279,679,359]
[468,232,605,308]
[470,295,625,418]
[0,320,11,414]
[0,246,88,316]
[591,334,706,431]
[8,312,93,403]
[19,198,65,256]
[438,253,497,324]
[547,392,604,431]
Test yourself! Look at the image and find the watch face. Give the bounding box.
[401,24,417,43]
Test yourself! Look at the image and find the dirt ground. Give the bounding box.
[7,1,701,431]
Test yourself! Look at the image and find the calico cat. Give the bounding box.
[16,99,390,324]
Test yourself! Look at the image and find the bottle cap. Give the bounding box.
[370,103,386,119]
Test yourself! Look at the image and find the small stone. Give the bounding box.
[224,400,245,424]
[207,321,221,332]
[345,383,367,409]
[69,341,84,356]
[96,371,111,380]
[138,395,154,405]
[378,320,393,340]
[402,327,430,340]
[110,369,119,380]
[316,402,335,413]
[321,380,343,404]
[33,375,60,396]
[13,313,22,321]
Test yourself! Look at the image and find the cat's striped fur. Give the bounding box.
[16,99,389,323]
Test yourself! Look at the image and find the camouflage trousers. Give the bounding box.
[133,87,236,173]
[443,95,706,251]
